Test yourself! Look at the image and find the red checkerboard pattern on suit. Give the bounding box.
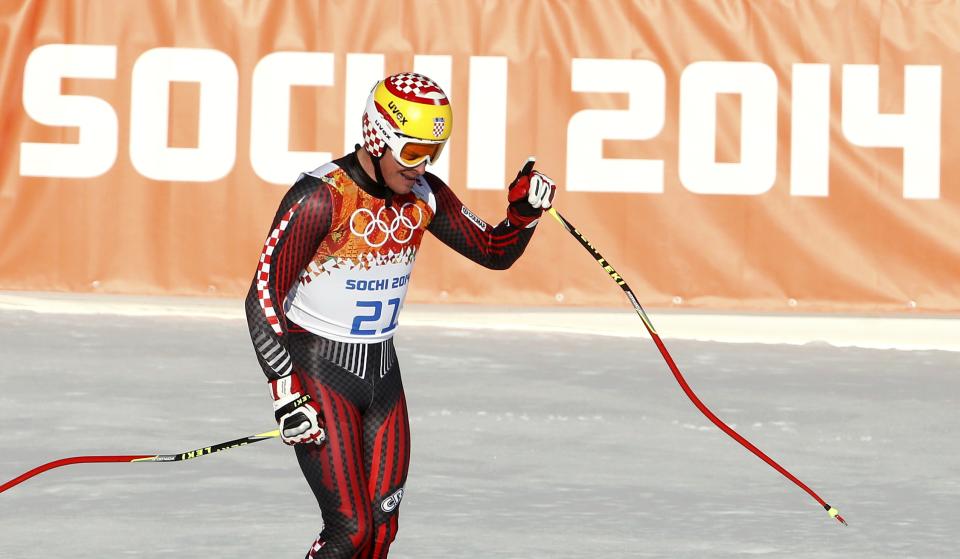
[257,200,302,335]
[306,533,325,557]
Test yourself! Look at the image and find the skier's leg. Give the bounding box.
[361,348,411,559]
[288,333,377,558]
[295,380,373,558]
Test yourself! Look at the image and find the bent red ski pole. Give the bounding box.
[546,207,846,526]
[0,429,280,495]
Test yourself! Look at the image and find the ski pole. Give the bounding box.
[0,429,280,495]
[546,207,847,526]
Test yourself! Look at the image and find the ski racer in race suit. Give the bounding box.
[245,72,556,559]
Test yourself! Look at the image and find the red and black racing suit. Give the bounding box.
[245,151,538,558]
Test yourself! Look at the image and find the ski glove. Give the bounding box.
[507,157,557,229]
[269,374,326,446]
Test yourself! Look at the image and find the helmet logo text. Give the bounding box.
[387,101,408,126]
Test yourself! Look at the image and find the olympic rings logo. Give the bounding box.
[349,203,423,247]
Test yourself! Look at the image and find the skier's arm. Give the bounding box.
[245,174,333,446]
[244,174,334,381]
[425,161,557,270]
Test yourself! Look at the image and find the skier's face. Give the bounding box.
[381,148,428,195]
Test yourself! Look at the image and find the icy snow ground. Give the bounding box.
[0,304,957,558]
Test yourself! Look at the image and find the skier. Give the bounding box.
[245,72,556,558]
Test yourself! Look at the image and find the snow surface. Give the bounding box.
[0,294,957,557]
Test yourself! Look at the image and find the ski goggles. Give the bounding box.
[390,137,446,168]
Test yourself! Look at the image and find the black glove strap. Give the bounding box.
[274,393,313,423]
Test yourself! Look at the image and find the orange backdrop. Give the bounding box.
[1,0,958,313]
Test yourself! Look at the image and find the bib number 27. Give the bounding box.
[350,298,401,336]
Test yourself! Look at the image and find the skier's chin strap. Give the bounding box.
[374,156,394,208]
[358,143,394,208]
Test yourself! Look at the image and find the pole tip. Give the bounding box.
[826,506,848,526]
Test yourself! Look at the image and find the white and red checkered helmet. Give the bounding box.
[362,72,452,167]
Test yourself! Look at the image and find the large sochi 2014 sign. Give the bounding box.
[1,1,958,313]
[20,46,942,199]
